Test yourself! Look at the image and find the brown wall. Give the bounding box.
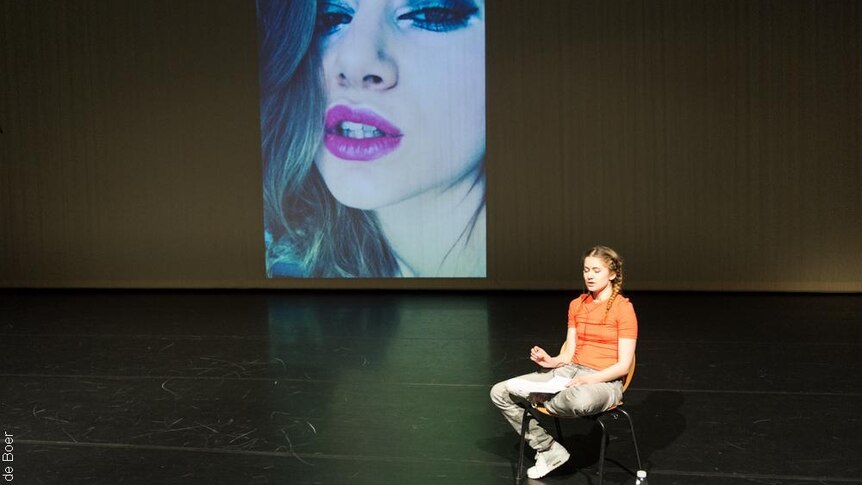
[1,0,860,291]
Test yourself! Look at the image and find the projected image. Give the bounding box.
[256,0,486,278]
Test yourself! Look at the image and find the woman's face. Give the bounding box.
[314,0,486,210]
[583,256,616,295]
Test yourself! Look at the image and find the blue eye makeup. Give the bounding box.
[316,0,480,37]
[397,0,479,33]
[316,1,354,36]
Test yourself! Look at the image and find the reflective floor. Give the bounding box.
[1,290,861,484]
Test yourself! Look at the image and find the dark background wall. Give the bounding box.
[1,0,860,291]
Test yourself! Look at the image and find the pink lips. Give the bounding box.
[324,105,403,162]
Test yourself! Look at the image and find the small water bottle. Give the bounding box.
[635,470,648,484]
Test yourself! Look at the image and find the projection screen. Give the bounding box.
[256,0,486,278]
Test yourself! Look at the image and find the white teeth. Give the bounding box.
[342,121,364,131]
[338,121,383,139]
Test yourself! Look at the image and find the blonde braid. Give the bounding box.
[602,268,623,324]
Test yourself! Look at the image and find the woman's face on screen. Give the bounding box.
[314,0,486,210]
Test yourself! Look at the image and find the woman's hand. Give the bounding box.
[566,373,599,387]
[530,346,556,368]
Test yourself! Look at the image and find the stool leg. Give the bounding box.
[596,418,609,485]
[617,408,643,470]
[517,408,532,480]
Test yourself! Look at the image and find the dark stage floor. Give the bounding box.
[1,290,860,484]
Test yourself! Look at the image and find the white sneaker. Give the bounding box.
[527,442,570,479]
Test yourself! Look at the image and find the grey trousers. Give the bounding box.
[490,364,623,452]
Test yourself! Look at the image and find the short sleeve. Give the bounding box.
[615,298,638,339]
